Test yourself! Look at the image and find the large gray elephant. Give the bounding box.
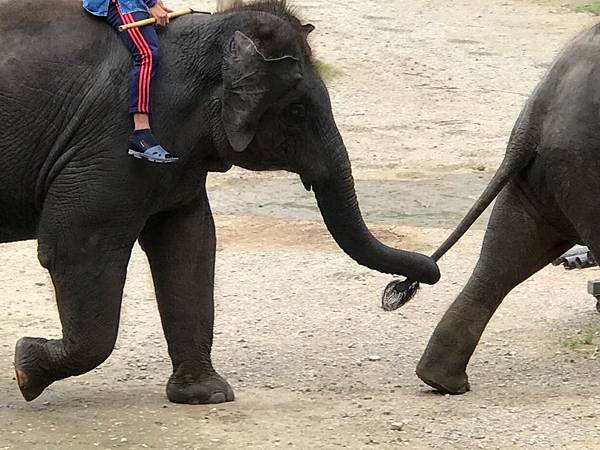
[385,21,600,394]
[0,0,440,404]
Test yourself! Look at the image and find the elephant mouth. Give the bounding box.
[300,175,312,192]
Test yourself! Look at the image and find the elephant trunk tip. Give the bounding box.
[373,249,439,285]
[407,252,440,285]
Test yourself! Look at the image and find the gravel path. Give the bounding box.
[2,1,600,449]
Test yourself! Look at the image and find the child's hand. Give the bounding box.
[158,1,173,13]
[150,2,170,27]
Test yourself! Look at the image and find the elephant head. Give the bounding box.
[218,28,440,285]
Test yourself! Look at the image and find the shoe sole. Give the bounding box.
[128,149,179,164]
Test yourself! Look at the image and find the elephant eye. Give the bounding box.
[281,103,307,126]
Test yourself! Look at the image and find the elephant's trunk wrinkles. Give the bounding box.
[312,133,440,285]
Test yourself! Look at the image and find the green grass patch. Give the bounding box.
[571,1,600,15]
[314,58,341,83]
[560,325,599,350]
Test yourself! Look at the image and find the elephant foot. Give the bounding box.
[416,359,470,395]
[14,337,54,401]
[167,371,235,405]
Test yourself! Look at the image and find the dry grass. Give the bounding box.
[216,0,243,12]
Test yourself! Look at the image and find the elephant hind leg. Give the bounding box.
[547,161,600,276]
[14,248,131,401]
[15,201,140,401]
[417,182,572,394]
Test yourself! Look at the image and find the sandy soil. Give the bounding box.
[2,0,600,448]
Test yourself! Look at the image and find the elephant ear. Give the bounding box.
[222,31,302,152]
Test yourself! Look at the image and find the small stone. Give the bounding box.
[368,355,381,361]
[391,422,404,431]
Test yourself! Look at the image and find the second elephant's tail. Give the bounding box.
[429,102,540,263]
[382,101,540,311]
[430,157,524,263]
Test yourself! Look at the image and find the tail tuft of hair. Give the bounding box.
[381,279,420,311]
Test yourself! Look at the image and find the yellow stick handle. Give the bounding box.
[118,8,193,31]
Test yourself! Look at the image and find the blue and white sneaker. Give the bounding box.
[128,129,179,164]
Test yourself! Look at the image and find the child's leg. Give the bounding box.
[105,0,177,163]
[106,0,159,116]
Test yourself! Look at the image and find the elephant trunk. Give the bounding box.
[312,133,440,285]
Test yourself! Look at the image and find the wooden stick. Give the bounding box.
[118,8,194,31]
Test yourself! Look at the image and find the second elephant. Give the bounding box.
[388,21,600,394]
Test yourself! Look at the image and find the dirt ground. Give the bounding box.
[2,0,600,448]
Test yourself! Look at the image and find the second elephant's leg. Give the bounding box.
[139,193,233,404]
[417,183,572,394]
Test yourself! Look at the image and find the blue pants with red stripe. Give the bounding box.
[106,0,159,114]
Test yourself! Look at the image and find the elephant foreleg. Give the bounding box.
[417,182,572,394]
[139,192,234,404]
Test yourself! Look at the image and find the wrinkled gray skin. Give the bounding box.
[0,0,440,404]
[404,23,600,394]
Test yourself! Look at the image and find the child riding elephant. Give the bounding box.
[83,0,179,163]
